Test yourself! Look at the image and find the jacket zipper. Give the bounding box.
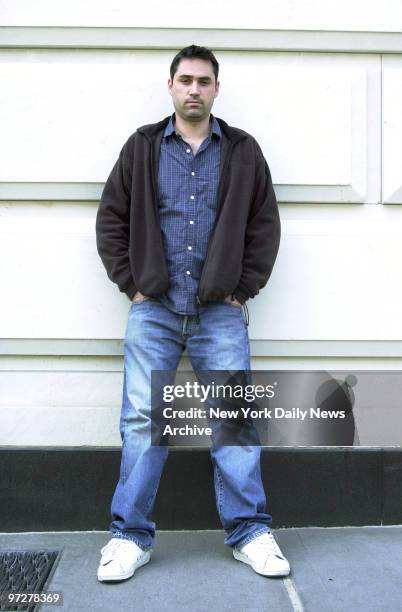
[197,140,234,304]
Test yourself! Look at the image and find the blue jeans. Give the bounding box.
[109,298,272,550]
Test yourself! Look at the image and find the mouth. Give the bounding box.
[186,100,202,105]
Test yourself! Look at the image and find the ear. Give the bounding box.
[168,78,173,96]
[214,80,220,97]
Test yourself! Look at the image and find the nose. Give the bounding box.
[189,81,200,96]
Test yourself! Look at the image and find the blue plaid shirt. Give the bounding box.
[157,114,221,315]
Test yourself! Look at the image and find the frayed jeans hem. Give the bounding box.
[232,526,272,551]
[110,530,152,552]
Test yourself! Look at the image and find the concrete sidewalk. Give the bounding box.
[1,527,402,612]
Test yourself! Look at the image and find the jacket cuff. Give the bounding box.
[233,280,255,304]
[232,289,248,304]
[123,280,137,301]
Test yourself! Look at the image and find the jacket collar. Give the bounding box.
[137,115,247,144]
[163,113,222,140]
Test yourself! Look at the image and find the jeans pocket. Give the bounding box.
[223,298,242,309]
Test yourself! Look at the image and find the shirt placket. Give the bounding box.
[183,140,198,312]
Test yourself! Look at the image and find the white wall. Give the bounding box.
[1,2,402,445]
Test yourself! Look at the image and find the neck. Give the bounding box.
[174,113,211,140]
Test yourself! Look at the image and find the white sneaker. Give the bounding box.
[233,532,290,577]
[97,537,151,582]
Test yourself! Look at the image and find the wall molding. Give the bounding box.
[0,183,379,203]
[1,338,402,357]
[1,27,402,53]
[0,182,103,201]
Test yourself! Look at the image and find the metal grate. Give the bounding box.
[0,551,60,612]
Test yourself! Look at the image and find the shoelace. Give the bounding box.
[101,538,137,558]
[252,533,285,559]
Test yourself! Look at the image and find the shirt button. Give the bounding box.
[191,171,195,176]
[190,195,195,200]
[189,220,194,224]
[188,246,192,250]
[186,148,191,153]
[186,270,191,275]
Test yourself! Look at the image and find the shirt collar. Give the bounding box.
[163,114,221,139]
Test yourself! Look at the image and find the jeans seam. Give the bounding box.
[215,463,224,516]
[120,439,127,484]
[145,479,162,514]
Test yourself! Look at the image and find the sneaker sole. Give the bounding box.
[233,549,290,577]
[97,552,151,582]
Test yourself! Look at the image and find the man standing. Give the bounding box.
[95,45,289,581]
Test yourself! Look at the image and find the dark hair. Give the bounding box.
[170,45,219,82]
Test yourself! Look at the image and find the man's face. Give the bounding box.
[168,58,219,122]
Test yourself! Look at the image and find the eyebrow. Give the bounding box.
[177,74,212,81]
